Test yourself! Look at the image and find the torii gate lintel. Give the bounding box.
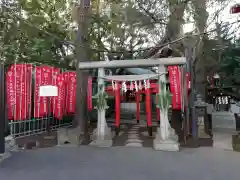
[78,57,186,69]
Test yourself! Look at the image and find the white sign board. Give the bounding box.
[39,85,58,97]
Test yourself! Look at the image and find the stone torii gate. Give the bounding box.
[79,57,187,151]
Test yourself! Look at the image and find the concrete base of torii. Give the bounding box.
[89,110,113,147]
[153,127,180,152]
[90,126,113,147]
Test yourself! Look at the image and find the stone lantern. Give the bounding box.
[194,94,210,138]
[213,73,220,86]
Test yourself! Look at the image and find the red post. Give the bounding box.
[87,77,92,111]
[156,87,160,125]
[136,91,140,123]
[145,86,152,136]
[115,81,121,135]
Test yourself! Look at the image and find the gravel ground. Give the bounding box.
[1,146,240,180]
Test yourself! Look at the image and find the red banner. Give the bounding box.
[26,64,33,119]
[87,77,92,111]
[49,67,60,113]
[33,66,49,117]
[34,67,43,117]
[53,74,66,119]
[65,72,76,114]
[6,64,32,120]
[186,72,190,90]
[33,66,61,118]
[168,66,181,110]
[61,72,69,115]
[6,69,16,120]
[41,66,53,115]
[13,66,22,120]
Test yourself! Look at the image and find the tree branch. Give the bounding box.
[136,0,167,25]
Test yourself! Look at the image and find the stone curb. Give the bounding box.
[0,152,11,164]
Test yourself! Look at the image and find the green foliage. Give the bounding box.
[0,0,75,67]
[92,84,109,110]
[218,39,240,85]
[156,81,172,111]
[89,0,156,60]
[1,0,229,68]
[0,0,168,66]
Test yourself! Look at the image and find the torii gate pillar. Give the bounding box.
[90,67,113,147]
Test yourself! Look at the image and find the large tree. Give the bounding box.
[0,0,76,67]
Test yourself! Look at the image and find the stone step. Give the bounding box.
[128,131,139,134]
[213,132,233,151]
[131,126,140,128]
[125,139,143,143]
[128,130,139,133]
[128,135,140,139]
[125,125,142,147]
[125,143,143,147]
[129,128,139,130]
[131,125,140,128]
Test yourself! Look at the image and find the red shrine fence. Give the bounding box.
[6,63,77,138]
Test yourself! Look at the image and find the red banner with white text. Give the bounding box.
[53,74,66,119]
[168,66,181,110]
[49,67,60,113]
[34,66,53,117]
[64,72,76,114]
[6,64,32,120]
[26,64,33,119]
[41,66,54,115]
[34,67,43,117]
[6,68,16,120]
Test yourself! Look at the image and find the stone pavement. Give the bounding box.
[125,124,143,147]
[1,146,240,180]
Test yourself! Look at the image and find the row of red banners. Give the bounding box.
[6,64,190,120]
[6,64,77,120]
[168,66,190,110]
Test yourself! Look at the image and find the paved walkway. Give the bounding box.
[125,124,143,147]
[1,146,240,180]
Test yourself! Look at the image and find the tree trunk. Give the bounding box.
[191,0,209,96]
[74,71,89,132]
[164,0,187,42]
[73,1,90,143]
[148,0,188,57]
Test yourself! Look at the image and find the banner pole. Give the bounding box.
[0,63,6,154]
